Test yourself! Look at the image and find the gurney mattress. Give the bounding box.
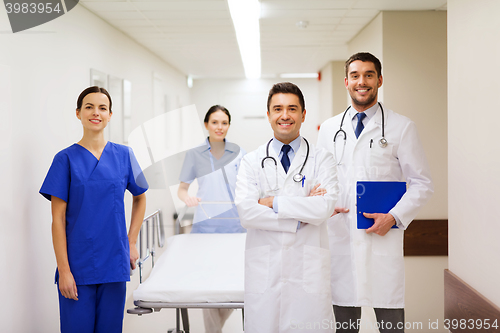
[133,233,245,303]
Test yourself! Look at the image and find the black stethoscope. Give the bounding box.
[261,137,309,191]
[333,102,387,165]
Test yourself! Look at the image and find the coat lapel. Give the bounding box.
[355,103,387,140]
[287,137,307,179]
[344,113,357,142]
[260,142,286,183]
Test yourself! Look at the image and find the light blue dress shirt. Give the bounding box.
[349,103,378,131]
[270,136,301,221]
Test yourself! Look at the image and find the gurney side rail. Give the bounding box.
[137,209,164,283]
[134,300,244,310]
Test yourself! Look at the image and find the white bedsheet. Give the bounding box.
[133,233,246,303]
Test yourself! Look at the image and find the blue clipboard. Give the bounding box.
[356,181,406,229]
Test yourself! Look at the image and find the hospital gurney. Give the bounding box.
[128,204,245,333]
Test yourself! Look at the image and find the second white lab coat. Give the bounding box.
[317,103,433,308]
[235,137,338,333]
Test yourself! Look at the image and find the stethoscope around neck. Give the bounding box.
[333,102,387,165]
[261,137,309,191]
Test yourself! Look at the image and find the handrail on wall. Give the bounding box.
[136,209,164,283]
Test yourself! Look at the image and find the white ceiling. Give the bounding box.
[80,0,447,79]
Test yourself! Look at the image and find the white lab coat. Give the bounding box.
[235,137,338,333]
[317,103,433,308]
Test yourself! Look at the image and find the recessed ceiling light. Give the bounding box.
[296,21,309,29]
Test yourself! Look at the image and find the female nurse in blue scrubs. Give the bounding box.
[40,86,148,333]
[177,105,245,332]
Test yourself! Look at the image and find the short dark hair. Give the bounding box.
[76,86,112,112]
[345,52,382,78]
[267,82,305,112]
[204,105,231,124]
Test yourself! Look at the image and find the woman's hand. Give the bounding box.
[58,270,78,301]
[128,193,146,270]
[51,196,78,301]
[130,243,139,270]
[178,182,200,207]
[184,196,201,207]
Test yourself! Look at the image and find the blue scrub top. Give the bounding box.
[40,142,148,285]
[179,138,246,233]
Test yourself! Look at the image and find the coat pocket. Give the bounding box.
[328,214,351,255]
[303,245,331,294]
[245,245,270,294]
[371,228,404,256]
[367,143,395,178]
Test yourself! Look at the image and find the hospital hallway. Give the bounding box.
[1,0,499,332]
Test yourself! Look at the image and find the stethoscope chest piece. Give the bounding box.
[333,102,388,165]
[379,137,388,148]
[293,173,304,183]
[262,137,310,187]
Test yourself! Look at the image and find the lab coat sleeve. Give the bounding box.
[390,121,434,228]
[277,147,338,225]
[235,154,299,233]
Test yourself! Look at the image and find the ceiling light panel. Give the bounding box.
[227,0,261,79]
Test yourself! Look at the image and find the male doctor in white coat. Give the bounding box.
[235,82,339,333]
[317,53,433,332]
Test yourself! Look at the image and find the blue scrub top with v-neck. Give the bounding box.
[40,142,148,285]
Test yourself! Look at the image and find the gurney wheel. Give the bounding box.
[126,307,153,315]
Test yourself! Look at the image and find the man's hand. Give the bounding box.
[331,207,349,217]
[308,183,326,196]
[258,196,274,208]
[364,213,396,236]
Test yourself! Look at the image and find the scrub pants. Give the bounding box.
[203,308,233,333]
[58,282,126,333]
[333,305,405,333]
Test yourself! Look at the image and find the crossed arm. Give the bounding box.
[258,183,326,207]
[235,150,337,232]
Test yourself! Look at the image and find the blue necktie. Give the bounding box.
[281,145,291,173]
[355,112,366,138]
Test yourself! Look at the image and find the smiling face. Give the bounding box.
[205,110,230,142]
[345,60,383,112]
[76,93,112,132]
[267,93,306,144]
